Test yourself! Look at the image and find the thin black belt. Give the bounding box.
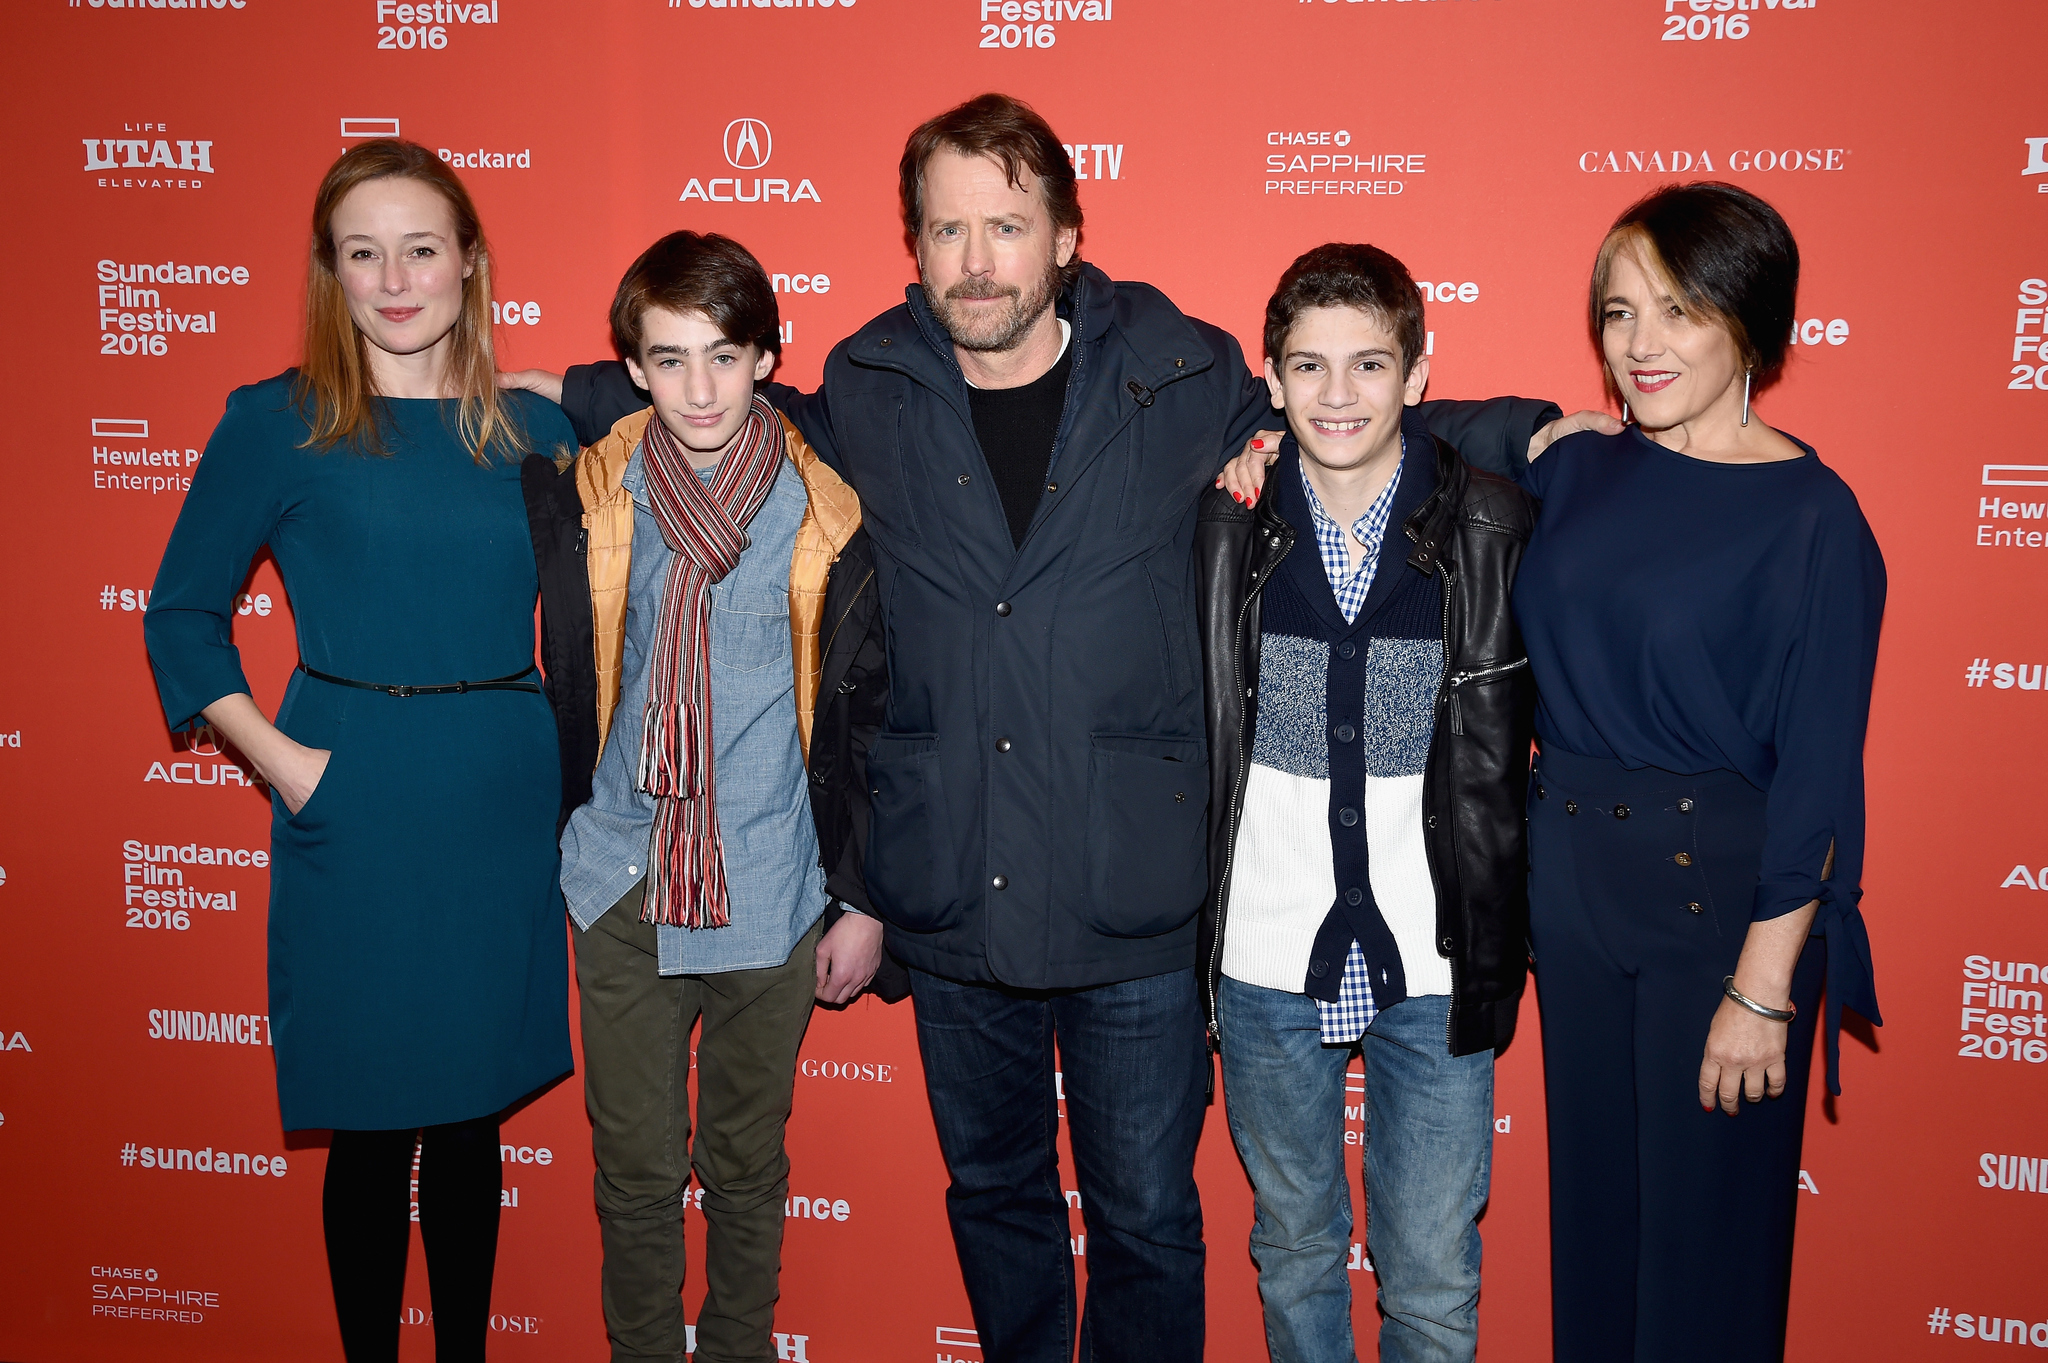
[296,662,541,698]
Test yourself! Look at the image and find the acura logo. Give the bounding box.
[724,119,772,170]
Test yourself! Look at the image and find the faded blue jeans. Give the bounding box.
[1217,980,1493,1363]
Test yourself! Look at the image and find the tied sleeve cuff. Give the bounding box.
[1816,895,1882,1096]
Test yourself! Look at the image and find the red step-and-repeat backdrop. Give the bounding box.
[2,1,2044,1359]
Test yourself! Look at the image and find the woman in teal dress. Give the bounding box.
[144,140,573,1363]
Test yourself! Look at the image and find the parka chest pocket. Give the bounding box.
[835,396,925,547]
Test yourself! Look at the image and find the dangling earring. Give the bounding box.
[1621,402,1630,425]
[1740,369,1752,427]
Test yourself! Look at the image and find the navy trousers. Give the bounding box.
[1529,747,1825,1363]
[908,966,1208,1363]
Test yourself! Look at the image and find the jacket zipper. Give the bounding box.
[1445,656,1529,735]
[1207,525,1289,1050]
[1430,560,1460,1052]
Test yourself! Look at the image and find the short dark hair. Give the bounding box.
[899,93,1083,286]
[1263,243,1426,376]
[1591,181,1798,391]
[609,230,781,361]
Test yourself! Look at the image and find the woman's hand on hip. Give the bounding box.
[1699,995,1789,1115]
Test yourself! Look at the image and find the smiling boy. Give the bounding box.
[1195,243,1538,1363]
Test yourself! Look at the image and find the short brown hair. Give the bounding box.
[609,231,781,361]
[898,93,1083,285]
[1590,181,1799,395]
[1263,243,1426,376]
[297,138,521,463]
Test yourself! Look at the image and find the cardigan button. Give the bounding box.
[1309,959,1329,979]
[1336,641,1357,660]
[1338,807,1359,827]
[1345,887,1362,906]
[1334,724,1356,743]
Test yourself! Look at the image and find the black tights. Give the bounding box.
[322,1114,502,1363]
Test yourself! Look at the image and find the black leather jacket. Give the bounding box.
[1195,435,1537,1058]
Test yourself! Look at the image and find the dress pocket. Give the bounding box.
[1082,732,1208,938]
[280,738,350,830]
[863,732,964,931]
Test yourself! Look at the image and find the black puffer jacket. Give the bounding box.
[1195,430,1541,1058]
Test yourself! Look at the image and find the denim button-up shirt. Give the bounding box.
[559,444,827,974]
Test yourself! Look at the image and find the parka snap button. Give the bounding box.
[1674,852,1693,867]
[995,737,1012,753]
[1565,801,1579,815]
[1174,792,1186,803]
[958,474,971,485]
[1613,804,1631,820]
[1686,902,1703,914]
[1678,798,1695,814]
[995,601,1012,616]
[879,337,892,346]
[1046,482,1058,493]
[1426,814,1439,829]
[1536,785,1548,799]
[991,875,1008,891]
[1440,936,1455,952]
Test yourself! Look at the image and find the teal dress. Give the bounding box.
[145,373,576,1131]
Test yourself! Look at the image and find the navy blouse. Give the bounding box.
[1514,427,1886,1085]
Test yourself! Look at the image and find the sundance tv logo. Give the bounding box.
[679,118,820,204]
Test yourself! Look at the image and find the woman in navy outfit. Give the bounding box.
[144,141,575,1363]
[1514,183,1885,1362]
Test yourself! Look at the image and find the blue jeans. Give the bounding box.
[1217,980,1493,1363]
[909,967,1208,1363]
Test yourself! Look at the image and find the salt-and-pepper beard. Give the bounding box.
[922,251,1064,353]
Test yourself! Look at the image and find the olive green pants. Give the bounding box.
[573,882,820,1362]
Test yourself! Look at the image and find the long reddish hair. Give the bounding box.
[294,139,522,463]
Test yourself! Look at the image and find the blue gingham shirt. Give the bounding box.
[1299,444,1403,1043]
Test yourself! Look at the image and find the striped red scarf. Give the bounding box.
[635,395,784,928]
